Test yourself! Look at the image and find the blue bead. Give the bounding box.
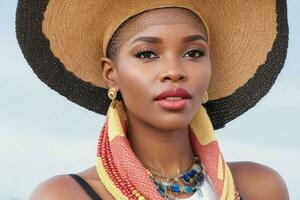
[197,174,204,182]
[158,184,167,195]
[186,173,192,178]
[191,169,198,175]
[187,169,197,178]
[183,186,194,193]
[171,184,181,193]
[182,174,191,182]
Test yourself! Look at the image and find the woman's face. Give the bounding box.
[108,22,211,131]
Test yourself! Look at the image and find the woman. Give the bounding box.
[16,0,289,199]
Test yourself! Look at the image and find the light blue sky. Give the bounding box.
[1,1,299,199]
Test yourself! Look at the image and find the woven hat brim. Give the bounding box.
[15,0,288,130]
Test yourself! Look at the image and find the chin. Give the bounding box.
[154,114,191,131]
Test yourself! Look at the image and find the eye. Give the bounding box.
[184,49,205,58]
[135,48,158,59]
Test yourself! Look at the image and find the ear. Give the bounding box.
[101,57,119,89]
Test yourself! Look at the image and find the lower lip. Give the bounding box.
[155,99,189,110]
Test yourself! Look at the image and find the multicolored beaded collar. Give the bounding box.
[96,100,241,199]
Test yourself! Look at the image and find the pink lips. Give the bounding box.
[154,88,191,111]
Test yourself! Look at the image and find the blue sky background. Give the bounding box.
[0,1,299,199]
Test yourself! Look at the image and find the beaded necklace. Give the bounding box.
[96,100,242,200]
[143,155,205,200]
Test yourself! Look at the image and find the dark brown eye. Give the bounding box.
[184,49,205,58]
[135,50,158,59]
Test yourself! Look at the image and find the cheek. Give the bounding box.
[188,59,211,117]
[189,59,211,98]
[116,62,153,113]
[117,65,163,128]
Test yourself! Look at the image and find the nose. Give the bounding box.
[159,65,187,83]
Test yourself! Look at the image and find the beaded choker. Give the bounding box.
[96,100,242,199]
[144,155,205,200]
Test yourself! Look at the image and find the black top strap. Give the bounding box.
[68,174,102,200]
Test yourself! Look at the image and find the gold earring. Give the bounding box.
[202,91,209,104]
[108,87,117,100]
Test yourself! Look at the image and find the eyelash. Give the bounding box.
[135,49,158,59]
[135,48,206,59]
[184,49,206,58]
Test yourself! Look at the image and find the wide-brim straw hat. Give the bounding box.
[15,0,288,130]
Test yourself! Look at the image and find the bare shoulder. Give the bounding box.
[29,174,92,200]
[29,166,114,200]
[227,161,289,200]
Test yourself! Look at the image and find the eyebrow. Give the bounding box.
[130,34,208,46]
[182,34,208,44]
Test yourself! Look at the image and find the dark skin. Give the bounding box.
[30,23,289,200]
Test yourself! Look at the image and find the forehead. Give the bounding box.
[129,23,207,41]
[125,7,207,35]
[109,7,208,50]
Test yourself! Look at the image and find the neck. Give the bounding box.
[126,113,195,177]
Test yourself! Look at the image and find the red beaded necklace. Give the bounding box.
[96,100,241,200]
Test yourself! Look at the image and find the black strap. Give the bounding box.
[68,174,102,200]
